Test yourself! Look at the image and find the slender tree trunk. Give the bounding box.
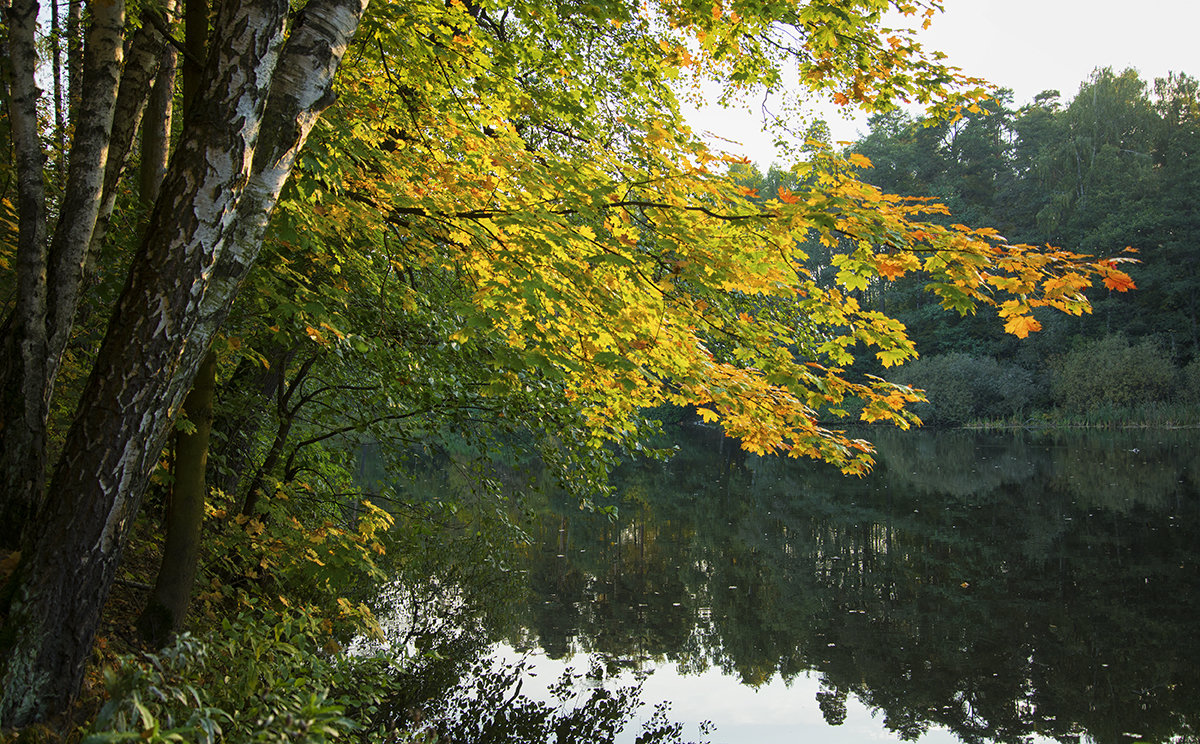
[50,0,66,178]
[141,0,182,197]
[135,0,192,649]
[0,0,50,551]
[137,352,216,647]
[85,22,173,270]
[66,0,81,117]
[139,44,177,206]
[0,0,125,550]
[183,0,208,114]
[0,0,367,724]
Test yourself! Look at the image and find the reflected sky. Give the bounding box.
[497,642,983,744]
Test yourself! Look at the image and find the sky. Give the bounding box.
[683,0,1200,166]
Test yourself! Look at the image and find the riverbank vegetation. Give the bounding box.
[0,0,1185,738]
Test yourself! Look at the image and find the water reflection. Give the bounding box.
[511,427,1200,743]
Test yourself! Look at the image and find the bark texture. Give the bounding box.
[0,0,50,550]
[0,0,124,549]
[0,0,368,724]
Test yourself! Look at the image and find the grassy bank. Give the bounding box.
[962,402,1200,430]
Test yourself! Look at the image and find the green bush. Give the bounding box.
[84,612,704,744]
[84,612,401,744]
[896,353,1036,425]
[1048,334,1179,412]
[1182,357,1200,405]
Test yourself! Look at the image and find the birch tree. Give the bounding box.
[0,0,367,723]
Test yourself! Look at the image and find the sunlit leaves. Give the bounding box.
[267,0,1139,476]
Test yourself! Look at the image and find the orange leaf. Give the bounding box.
[1102,271,1136,292]
[737,186,758,198]
[875,258,906,280]
[777,187,799,204]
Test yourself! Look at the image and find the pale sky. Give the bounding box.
[684,0,1200,165]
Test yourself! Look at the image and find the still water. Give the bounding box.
[500,426,1200,743]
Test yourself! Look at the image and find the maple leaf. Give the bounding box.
[777,187,799,204]
[875,258,906,280]
[848,153,873,169]
[1103,271,1136,292]
[1003,315,1042,339]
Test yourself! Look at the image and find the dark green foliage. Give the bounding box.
[896,353,1036,425]
[1049,334,1180,412]
[848,67,1200,420]
[84,614,394,744]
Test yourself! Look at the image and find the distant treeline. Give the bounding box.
[744,67,1200,425]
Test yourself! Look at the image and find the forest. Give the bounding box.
[0,0,1185,739]
[734,66,1200,426]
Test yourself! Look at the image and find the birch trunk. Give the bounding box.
[0,0,125,549]
[0,0,367,724]
[0,0,49,549]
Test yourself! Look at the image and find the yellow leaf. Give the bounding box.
[848,153,872,169]
[1003,315,1042,339]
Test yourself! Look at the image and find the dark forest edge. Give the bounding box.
[733,66,1200,429]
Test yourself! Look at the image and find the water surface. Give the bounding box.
[506,427,1200,743]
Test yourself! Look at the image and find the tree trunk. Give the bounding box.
[183,0,208,114]
[85,22,172,271]
[139,47,177,207]
[0,0,125,550]
[0,0,50,551]
[50,0,66,178]
[137,352,216,648]
[0,0,367,724]
[66,0,82,119]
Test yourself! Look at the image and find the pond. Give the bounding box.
[494,426,1200,743]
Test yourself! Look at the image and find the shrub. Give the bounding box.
[84,613,399,744]
[1048,334,1179,412]
[1182,357,1200,405]
[896,353,1035,425]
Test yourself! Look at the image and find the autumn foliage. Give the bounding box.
[281,0,1135,473]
